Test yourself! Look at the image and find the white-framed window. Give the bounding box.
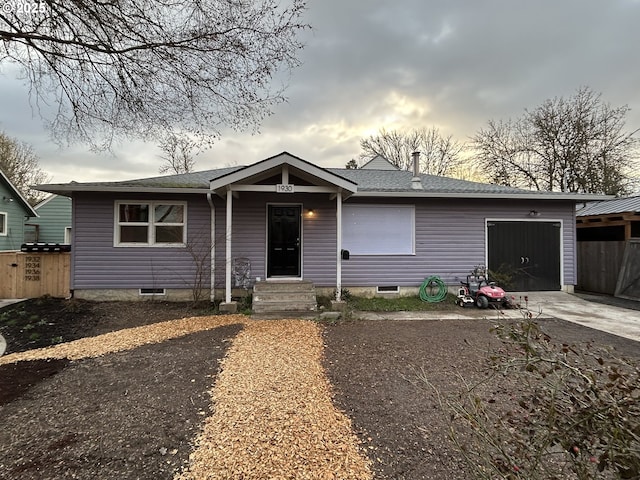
[0,212,7,236]
[342,204,415,255]
[64,227,72,244]
[114,201,187,246]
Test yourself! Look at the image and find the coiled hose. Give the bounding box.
[419,275,447,303]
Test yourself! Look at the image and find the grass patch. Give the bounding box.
[347,293,459,312]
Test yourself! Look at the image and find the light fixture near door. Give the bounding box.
[528,210,540,217]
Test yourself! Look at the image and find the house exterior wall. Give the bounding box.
[28,195,72,243]
[71,191,576,298]
[212,193,337,289]
[72,192,212,296]
[0,183,31,251]
[215,195,575,289]
[339,198,576,289]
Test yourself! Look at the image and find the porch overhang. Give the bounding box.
[209,151,358,198]
[213,152,355,307]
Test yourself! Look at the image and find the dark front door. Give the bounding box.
[487,221,561,291]
[267,205,301,277]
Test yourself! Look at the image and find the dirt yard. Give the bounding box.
[1,299,639,479]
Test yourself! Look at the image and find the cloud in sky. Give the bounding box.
[1,0,639,182]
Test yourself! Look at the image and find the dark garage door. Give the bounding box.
[487,221,561,291]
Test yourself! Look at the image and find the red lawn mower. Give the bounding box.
[457,266,511,309]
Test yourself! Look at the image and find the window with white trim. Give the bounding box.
[115,202,186,246]
[342,204,415,255]
[0,212,6,236]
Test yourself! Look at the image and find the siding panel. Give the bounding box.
[73,193,211,290]
[29,195,73,243]
[212,193,337,287]
[341,198,576,289]
[73,192,576,292]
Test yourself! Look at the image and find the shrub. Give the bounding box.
[431,319,640,479]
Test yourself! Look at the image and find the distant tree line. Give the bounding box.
[356,87,639,197]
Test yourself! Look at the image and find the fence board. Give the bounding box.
[577,241,626,294]
[0,252,70,298]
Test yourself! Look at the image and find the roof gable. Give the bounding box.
[209,151,358,195]
[0,170,38,217]
[360,155,399,170]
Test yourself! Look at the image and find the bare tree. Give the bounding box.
[1,0,308,149]
[359,127,464,176]
[158,134,199,174]
[345,158,358,169]
[472,87,640,196]
[0,132,50,204]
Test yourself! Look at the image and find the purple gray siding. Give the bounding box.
[339,198,576,288]
[72,192,576,291]
[212,193,337,287]
[72,192,211,290]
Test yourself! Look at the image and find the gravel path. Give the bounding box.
[0,315,245,365]
[2,315,372,479]
[177,319,372,480]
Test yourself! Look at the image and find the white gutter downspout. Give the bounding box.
[336,190,342,302]
[225,188,233,304]
[206,192,215,302]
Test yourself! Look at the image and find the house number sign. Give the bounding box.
[25,255,41,281]
[276,184,295,193]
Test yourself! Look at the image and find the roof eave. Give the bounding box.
[353,191,612,201]
[35,184,211,195]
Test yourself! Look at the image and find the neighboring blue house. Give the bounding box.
[0,170,38,251]
[37,151,606,304]
[25,194,73,244]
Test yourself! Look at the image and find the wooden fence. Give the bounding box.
[576,241,626,295]
[0,251,71,299]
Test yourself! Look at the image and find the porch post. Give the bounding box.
[207,193,216,302]
[336,190,342,301]
[225,189,232,304]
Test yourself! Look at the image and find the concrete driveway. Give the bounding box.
[514,292,640,343]
[357,292,640,343]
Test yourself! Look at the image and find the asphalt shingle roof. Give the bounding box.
[37,155,607,201]
[70,166,243,190]
[328,168,534,194]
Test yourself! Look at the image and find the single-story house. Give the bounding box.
[0,170,38,251]
[24,194,73,244]
[37,151,606,306]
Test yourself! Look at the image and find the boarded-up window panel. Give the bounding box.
[615,238,640,301]
[342,205,414,255]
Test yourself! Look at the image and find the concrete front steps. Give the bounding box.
[252,281,317,316]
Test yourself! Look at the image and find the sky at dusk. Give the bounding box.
[1,0,639,184]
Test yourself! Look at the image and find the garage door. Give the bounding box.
[487,221,561,291]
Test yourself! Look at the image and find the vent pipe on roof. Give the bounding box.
[411,151,423,190]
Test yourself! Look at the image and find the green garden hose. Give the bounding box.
[419,275,447,303]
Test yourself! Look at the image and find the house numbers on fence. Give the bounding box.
[276,183,295,193]
[25,255,41,281]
